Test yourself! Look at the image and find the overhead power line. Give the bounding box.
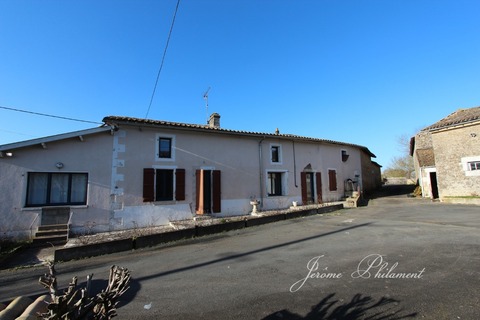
[145,0,181,119]
[0,105,103,125]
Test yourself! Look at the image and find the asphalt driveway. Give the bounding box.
[1,188,479,319]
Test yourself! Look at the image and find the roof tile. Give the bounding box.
[423,106,480,131]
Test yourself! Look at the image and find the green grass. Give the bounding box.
[444,195,480,199]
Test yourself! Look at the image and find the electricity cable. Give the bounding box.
[0,105,103,125]
[145,0,181,119]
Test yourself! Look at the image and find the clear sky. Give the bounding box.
[1,0,479,168]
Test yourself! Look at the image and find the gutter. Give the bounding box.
[258,137,266,210]
[292,140,298,188]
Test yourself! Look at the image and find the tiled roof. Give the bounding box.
[423,106,480,131]
[102,116,376,157]
[416,148,435,167]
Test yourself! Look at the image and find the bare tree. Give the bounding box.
[383,133,415,179]
[39,262,130,319]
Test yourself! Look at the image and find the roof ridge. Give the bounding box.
[422,106,480,131]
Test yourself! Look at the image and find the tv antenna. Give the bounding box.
[203,86,211,124]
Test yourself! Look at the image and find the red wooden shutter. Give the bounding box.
[212,170,221,213]
[195,170,201,213]
[328,170,337,191]
[143,168,155,202]
[300,172,307,205]
[316,172,323,204]
[175,169,186,201]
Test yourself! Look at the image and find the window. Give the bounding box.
[469,161,480,171]
[328,169,337,191]
[156,134,175,161]
[26,172,88,207]
[271,146,279,162]
[461,156,480,176]
[341,150,349,162]
[159,138,172,158]
[267,172,283,196]
[156,169,174,201]
[270,144,282,164]
[143,168,185,202]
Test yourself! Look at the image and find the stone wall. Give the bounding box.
[431,123,480,198]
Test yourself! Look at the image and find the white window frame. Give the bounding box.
[152,165,178,201]
[270,143,282,165]
[266,170,288,196]
[156,133,176,162]
[461,156,480,176]
[25,171,89,207]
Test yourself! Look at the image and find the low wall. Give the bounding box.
[54,204,344,262]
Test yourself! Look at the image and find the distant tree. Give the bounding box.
[383,134,415,179]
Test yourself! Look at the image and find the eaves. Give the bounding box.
[103,116,376,158]
[0,126,113,153]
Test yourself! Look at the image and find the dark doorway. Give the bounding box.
[196,169,221,214]
[430,172,439,199]
[305,172,315,204]
[203,170,212,214]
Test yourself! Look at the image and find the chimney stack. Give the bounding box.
[208,113,220,128]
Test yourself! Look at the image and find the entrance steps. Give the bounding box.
[32,224,69,247]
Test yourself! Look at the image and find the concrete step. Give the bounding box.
[33,224,69,247]
[35,229,69,237]
[32,234,68,247]
[37,224,69,232]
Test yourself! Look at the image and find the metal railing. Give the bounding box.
[29,213,40,240]
[67,211,74,241]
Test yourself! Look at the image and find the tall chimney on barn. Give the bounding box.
[208,113,220,128]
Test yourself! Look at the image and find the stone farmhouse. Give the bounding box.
[0,114,381,240]
[410,106,480,204]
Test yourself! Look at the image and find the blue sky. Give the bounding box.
[1,0,479,168]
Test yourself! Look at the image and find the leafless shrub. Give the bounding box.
[39,262,130,319]
[77,221,97,245]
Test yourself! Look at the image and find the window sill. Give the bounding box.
[151,201,181,205]
[22,205,89,211]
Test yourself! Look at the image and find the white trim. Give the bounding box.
[150,166,181,202]
[23,171,90,208]
[265,169,289,196]
[155,133,176,162]
[461,156,480,176]
[152,165,178,170]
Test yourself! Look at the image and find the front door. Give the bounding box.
[196,169,221,214]
[305,172,315,204]
[430,172,439,199]
[203,170,212,214]
[301,172,315,205]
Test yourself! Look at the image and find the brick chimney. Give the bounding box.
[208,113,220,128]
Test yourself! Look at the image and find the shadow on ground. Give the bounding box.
[262,293,417,320]
[359,184,417,206]
[370,185,416,199]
